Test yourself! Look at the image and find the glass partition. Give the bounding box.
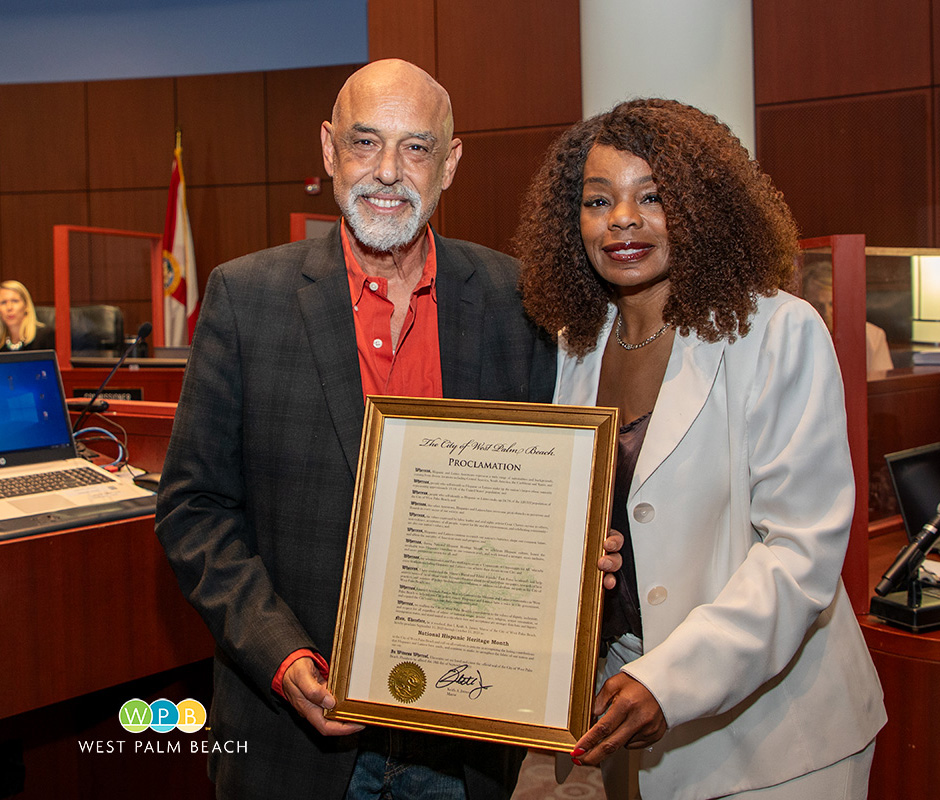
[52,225,163,366]
[864,247,940,369]
[856,247,940,526]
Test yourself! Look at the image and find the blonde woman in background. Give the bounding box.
[0,280,54,351]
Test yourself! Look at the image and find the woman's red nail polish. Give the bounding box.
[571,747,585,757]
[571,756,583,766]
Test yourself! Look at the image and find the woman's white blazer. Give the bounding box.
[554,292,886,800]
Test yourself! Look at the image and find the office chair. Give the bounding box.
[34,305,56,329]
[71,304,125,353]
[36,304,125,354]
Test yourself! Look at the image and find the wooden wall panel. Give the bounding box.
[88,188,166,234]
[87,238,149,298]
[176,72,266,186]
[757,92,933,247]
[441,126,567,255]
[753,0,932,104]
[368,0,437,74]
[0,82,87,192]
[86,238,153,326]
[266,183,341,247]
[437,0,581,132]
[936,0,940,84]
[265,64,362,183]
[63,237,94,306]
[936,88,940,243]
[87,78,176,190]
[0,193,88,304]
[88,191,166,329]
[187,185,268,273]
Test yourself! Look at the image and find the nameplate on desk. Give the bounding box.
[74,388,143,401]
[70,356,188,368]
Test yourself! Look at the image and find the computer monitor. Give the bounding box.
[885,442,940,544]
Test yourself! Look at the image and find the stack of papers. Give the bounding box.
[913,351,940,365]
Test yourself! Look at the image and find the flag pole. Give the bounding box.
[163,124,200,345]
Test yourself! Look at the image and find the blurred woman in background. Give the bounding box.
[0,280,54,351]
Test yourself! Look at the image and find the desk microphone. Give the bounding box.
[875,503,940,597]
[72,321,152,433]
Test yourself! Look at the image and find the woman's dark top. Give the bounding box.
[1,323,55,352]
[601,412,651,650]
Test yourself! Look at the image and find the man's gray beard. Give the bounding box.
[341,183,426,252]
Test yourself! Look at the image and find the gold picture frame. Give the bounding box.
[326,396,619,751]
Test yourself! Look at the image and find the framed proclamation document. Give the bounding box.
[326,396,619,751]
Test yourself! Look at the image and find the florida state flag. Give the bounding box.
[162,137,199,345]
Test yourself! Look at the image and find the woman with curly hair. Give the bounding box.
[518,99,885,799]
[0,280,54,351]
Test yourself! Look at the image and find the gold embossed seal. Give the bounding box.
[388,661,426,703]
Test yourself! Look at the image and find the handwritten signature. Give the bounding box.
[435,664,492,699]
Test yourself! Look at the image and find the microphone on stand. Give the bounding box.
[875,503,940,597]
[71,321,152,433]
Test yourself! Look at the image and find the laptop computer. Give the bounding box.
[0,349,157,541]
[885,441,940,548]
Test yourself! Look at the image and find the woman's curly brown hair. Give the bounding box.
[516,98,800,357]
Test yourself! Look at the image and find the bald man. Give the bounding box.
[157,60,564,799]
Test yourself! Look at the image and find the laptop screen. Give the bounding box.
[885,442,940,542]
[0,349,76,466]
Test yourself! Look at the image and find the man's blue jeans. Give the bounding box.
[345,729,468,800]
